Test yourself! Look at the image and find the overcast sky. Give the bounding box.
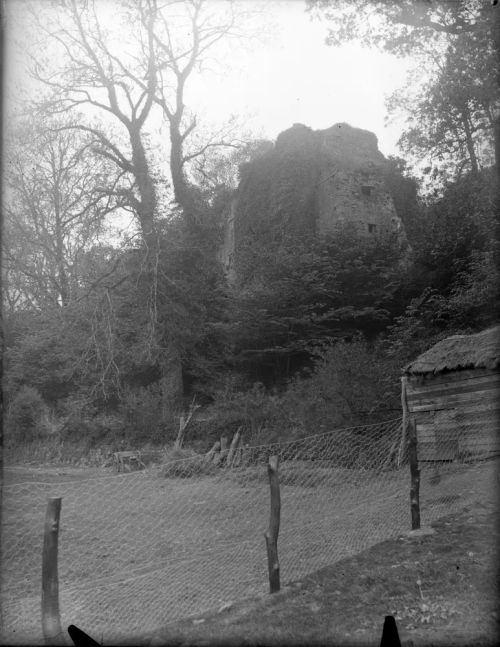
[4,0,412,158]
[187,1,412,156]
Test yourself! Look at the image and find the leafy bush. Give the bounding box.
[60,418,111,452]
[200,337,402,448]
[117,384,175,446]
[56,396,123,451]
[5,436,115,466]
[202,382,286,446]
[283,337,401,433]
[229,224,405,387]
[5,386,47,445]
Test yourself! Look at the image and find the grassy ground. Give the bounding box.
[149,501,499,647]
[2,464,111,484]
[1,460,498,645]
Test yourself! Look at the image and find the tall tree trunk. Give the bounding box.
[54,218,70,306]
[461,106,479,175]
[169,123,198,230]
[493,116,500,183]
[491,6,500,182]
[129,125,184,409]
[54,211,70,307]
[57,260,70,307]
[129,126,158,246]
[51,150,70,306]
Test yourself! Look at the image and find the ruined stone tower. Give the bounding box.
[219,122,406,281]
[316,123,404,238]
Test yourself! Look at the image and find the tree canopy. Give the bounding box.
[308,0,500,182]
[3,0,499,454]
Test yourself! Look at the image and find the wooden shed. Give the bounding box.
[402,326,500,462]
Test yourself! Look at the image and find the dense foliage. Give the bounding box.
[3,0,499,460]
[5,158,497,455]
[309,0,500,185]
[228,226,405,386]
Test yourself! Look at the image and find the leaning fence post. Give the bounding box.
[42,497,65,645]
[264,455,281,593]
[408,419,421,530]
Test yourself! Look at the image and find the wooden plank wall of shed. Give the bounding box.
[406,368,500,461]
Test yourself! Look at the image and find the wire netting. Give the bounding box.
[1,415,497,644]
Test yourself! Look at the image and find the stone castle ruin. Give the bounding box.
[219,122,406,281]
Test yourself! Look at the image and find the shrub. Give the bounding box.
[118,384,175,446]
[5,436,113,466]
[282,337,401,433]
[5,386,47,445]
[196,336,402,450]
[202,382,286,446]
[58,407,125,454]
[60,419,101,452]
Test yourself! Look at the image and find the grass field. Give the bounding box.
[155,501,499,647]
[1,458,497,645]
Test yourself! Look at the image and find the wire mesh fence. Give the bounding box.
[1,415,497,644]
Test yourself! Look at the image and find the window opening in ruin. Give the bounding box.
[368,223,376,233]
[361,185,373,196]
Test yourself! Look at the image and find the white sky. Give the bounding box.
[4,0,411,158]
[187,2,411,156]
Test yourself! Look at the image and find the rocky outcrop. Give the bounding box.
[219,122,406,280]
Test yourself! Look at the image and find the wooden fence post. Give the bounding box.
[42,497,65,645]
[174,396,199,449]
[205,440,219,463]
[220,435,229,455]
[213,435,228,467]
[408,419,421,530]
[226,427,242,468]
[264,455,281,593]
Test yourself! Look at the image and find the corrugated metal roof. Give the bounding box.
[404,325,500,375]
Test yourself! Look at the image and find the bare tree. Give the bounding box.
[32,0,160,247]
[25,0,248,407]
[145,0,239,227]
[28,0,184,404]
[86,0,245,228]
[3,121,119,309]
[31,0,245,234]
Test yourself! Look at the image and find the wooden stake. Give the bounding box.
[212,441,224,467]
[239,443,250,467]
[264,455,281,593]
[218,435,229,466]
[226,427,242,467]
[232,441,243,467]
[205,440,220,462]
[42,497,65,645]
[408,419,421,530]
[174,396,199,449]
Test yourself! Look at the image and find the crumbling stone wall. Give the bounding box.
[220,122,406,281]
[316,123,404,238]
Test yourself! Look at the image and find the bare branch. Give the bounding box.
[49,124,134,174]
